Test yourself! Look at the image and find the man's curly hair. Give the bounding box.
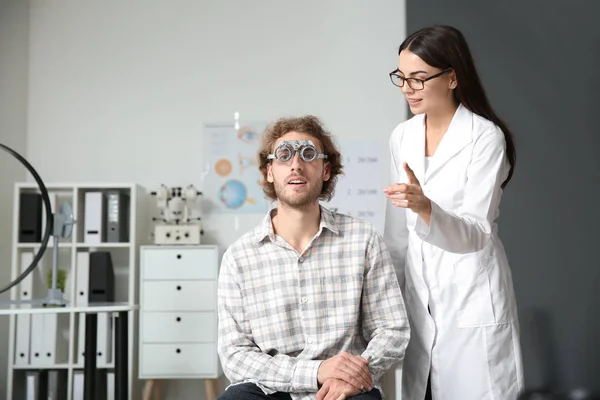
[257,115,343,202]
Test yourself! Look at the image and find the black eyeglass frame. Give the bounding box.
[389,67,453,90]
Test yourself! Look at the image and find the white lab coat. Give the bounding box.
[384,104,524,400]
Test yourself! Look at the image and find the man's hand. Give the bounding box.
[316,378,363,400]
[317,352,372,392]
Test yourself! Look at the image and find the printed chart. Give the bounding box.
[324,139,387,233]
[202,122,269,214]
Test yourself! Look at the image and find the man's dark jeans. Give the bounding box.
[217,382,382,400]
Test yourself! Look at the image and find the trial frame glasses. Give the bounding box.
[267,140,328,163]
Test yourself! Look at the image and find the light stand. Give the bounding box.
[42,202,75,306]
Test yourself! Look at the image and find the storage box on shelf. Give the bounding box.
[138,244,222,400]
[4,182,147,400]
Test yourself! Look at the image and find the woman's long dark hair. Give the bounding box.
[399,25,516,188]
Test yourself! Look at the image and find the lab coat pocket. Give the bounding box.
[323,274,363,332]
[452,256,496,327]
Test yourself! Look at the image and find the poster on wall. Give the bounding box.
[323,139,387,234]
[201,121,270,214]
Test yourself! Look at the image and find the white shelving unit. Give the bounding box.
[4,182,147,400]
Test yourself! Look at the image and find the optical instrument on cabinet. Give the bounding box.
[150,184,204,245]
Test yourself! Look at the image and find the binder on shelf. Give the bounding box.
[29,314,45,366]
[14,315,31,365]
[73,370,84,399]
[106,190,129,243]
[97,312,113,365]
[84,191,106,243]
[18,192,42,243]
[25,371,48,399]
[75,251,90,307]
[14,251,34,365]
[42,313,69,365]
[89,252,115,303]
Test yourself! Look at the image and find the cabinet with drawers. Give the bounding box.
[138,245,222,380]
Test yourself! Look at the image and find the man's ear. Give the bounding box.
[267,163,274,183]
[323,161,331,182]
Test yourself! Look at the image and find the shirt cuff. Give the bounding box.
[292,359,323,392]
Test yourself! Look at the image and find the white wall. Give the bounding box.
[0,0,30,394]
[22,1,407,398]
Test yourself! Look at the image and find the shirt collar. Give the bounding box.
[253,204,340,245]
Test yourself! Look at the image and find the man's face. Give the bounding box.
[266,131,330,209]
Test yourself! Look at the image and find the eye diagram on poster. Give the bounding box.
[202,121,269,214]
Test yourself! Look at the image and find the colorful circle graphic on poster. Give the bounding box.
[219,179,256,209]
[215,158,233,176]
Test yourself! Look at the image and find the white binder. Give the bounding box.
[97,312,113,365]
[43,313,69,364]
[72,370,84,400]
[75,251,90,307]
[29,314,45,366]
[107,371,115,400]
[84,192,105,244]
[14,314,31,365]
[15,251,34,365]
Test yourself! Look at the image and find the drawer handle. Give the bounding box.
[23,291,28,296]
[176,317,181,322]
[176,348,181,354]
[177,254,182,259]
[176,285,181,291]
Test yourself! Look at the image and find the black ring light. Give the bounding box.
[0,143,53,295]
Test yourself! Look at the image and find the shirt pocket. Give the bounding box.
[322,274,363,333]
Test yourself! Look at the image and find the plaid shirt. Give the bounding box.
[217,205,409,400]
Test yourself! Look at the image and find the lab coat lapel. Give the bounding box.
[425,104,473,183]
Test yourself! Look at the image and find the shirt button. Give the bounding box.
[298,256,304,263]
[307,337,313,344]
[300,296,308,304]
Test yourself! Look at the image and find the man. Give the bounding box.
[217,115,410,400]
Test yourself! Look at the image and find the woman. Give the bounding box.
[383,25,524,400]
